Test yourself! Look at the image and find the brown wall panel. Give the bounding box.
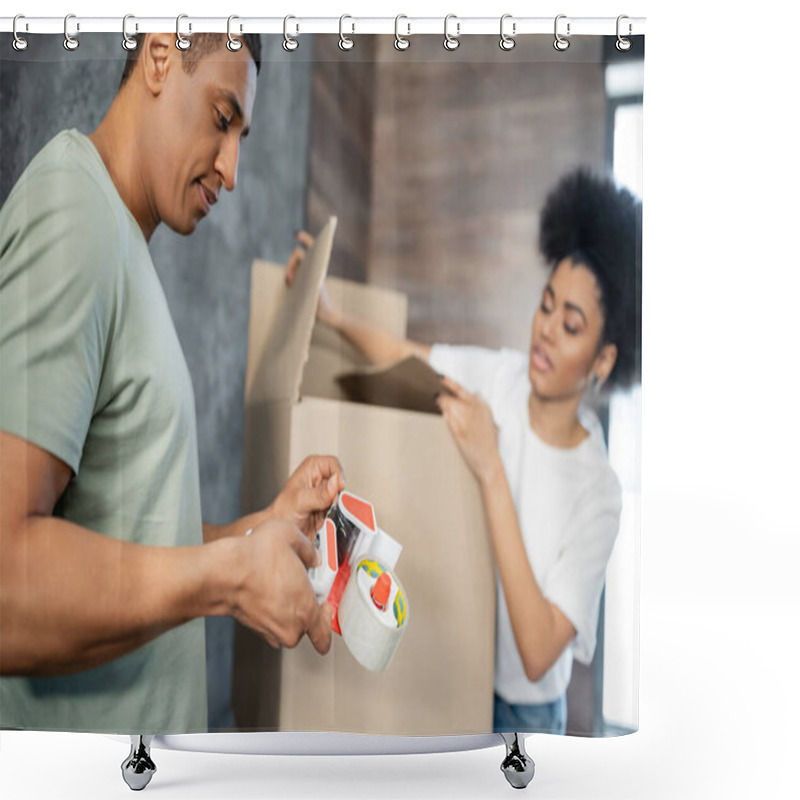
[367,36,607,353]
[306,37,379,282]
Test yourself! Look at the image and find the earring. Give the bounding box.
[589,373,601,390]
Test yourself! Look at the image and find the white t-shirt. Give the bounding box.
[429,344,622,705]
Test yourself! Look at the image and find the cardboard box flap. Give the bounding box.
[245,217,337,404]
[301,276,409,403]
[335,355,443,415]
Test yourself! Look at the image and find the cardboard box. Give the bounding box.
[232,218,496,735]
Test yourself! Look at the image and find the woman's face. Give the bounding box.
[528,258,616,400]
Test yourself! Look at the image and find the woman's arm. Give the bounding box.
[436,376,576,682]
[479,460,577,682]
[286,230,431,367]
[324,304,431,367]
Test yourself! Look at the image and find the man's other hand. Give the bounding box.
[270,455,345,537]
[232,519,332,654]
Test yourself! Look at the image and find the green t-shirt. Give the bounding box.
[0,130,207,733]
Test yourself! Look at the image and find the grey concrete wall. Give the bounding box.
[1,34,314,730]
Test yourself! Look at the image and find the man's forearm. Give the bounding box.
[0,515,240,677]
[202,507,276,544]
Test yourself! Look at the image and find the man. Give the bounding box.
[0,32,338,733]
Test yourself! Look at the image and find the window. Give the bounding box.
[603,54,643,734]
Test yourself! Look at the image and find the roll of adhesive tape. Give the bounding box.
[338,557,408,671]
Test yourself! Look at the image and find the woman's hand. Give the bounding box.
[436,376,502,487]
[285,230,340,329]
[285,230,314,286]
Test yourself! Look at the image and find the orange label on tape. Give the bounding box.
[370,571,392,611]
[341,492,376,533]
[328,560,352,636]
[325,519,337,572]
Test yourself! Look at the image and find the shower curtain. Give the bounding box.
[0,24,643,744]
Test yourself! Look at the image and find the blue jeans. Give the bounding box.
[493,692,567,734]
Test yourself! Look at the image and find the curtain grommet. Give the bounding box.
[63,13,80,51]
[283,15,299,52]
[499,14,516,51]
[616,15,632,51]
[554,14,570,51]
[176,14,192,51]
[443,14,460,51]
[227,15,243,52]
[394,15,410,51]
[12,14,29,51]
[122,14,138,51]
[339,14,355,51]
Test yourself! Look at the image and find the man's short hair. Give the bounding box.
[119,32,262,88]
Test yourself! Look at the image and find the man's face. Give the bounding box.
[144,43,257,235]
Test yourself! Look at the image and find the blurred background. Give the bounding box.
[1,32,643,736]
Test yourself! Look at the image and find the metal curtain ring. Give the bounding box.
[443,14,460,51]
[176,14,191,51]
[499,14,516,51]
[227,15,243,51]
[122,14,138,51]
[339,15,355,51]
[63,14,79,51]
[12,14,28,51]
[283,15,299,52]
[394,15,410,51]
[616,15,632,51]
[553,14,570,51]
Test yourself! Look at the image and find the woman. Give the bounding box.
[288,169,642,735]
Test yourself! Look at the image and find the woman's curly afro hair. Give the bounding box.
[539,168,642,389]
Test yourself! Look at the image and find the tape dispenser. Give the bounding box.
[308,491,409,671]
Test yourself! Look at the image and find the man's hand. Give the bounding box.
[230,519,332,653]
[270,455,345,537]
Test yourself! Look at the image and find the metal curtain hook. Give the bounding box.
[122,14,138,51]
[616,15,632,51]
[176,14,191,51]
[394,15,410,51]
[339,14,355,51]
[554,14,570,51]
[63,13,79,51]
[227,15,243,51]
[443,14,460,51]
[12,14,29,51]
[283,15,299,52]
[499,14,516,51]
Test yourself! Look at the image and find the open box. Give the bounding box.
[232,218,496,736]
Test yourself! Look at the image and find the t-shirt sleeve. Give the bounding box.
[0,164,119,474]
[429,343,520,415]
[429,343,528,427]
[542,472,622,665]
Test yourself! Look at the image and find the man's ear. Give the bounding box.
[140,33,174,97]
